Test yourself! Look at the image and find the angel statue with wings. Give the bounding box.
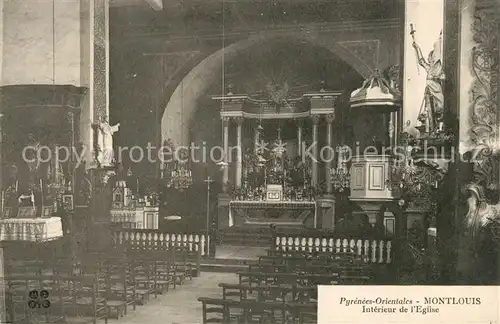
[412,28,445,134]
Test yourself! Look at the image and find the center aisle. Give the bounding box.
[115,272,238,324]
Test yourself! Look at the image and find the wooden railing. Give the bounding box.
[271,232,394,264]
[112,229,211,256]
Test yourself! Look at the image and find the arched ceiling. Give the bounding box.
[209,36,363,98]
[161,35,364,146]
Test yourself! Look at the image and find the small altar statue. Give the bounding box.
[412,29,445,134]
[95,115,120,167]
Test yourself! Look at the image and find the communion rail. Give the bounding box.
[271,232,395,264]
[112,229,212,256]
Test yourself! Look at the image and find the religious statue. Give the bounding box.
[463,182,500,283]
[266,82,289,105]
[95,115,120,167]
[465,183,500,236]
[411,27,445,134]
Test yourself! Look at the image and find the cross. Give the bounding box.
[204,176,214,191]
[410,23,416,41]
[204,175,215,249]
[410,23,420,74]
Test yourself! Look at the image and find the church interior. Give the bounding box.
[0,0,499,323]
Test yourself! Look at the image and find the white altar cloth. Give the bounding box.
[0,217,63,242]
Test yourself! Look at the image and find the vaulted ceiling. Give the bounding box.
[110,0,400,40]
[108,0,403,178]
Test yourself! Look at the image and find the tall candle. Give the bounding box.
[337,147,342,170]
[15,180,18,192]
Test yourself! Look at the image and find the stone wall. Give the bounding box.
[2,0,82,85]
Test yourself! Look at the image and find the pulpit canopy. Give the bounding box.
[349,70,401,110]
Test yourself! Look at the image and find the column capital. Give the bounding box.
[222,117,231,126]
[295,118,304,127]
[234,116,244,125]
[311,115,321,125]
[325,114,335,124]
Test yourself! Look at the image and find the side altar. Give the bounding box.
[213,84,342,230]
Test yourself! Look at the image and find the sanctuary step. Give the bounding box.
[200,245,267,273]
[200,257,249,273]
[217,227,274,246]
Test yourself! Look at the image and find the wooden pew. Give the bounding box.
[247,261,368,275]
[5,274,108,324]
[260,253,364,264]
[267,248,358,259]
[219,283,317,303]
[198,297,316,324]
[237,271,340,286]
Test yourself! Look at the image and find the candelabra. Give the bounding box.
[164,156,193,191]
[166,168,193,191]
[330,145,350,193]
[161,139,193,191]
[386,134,443,198]
[330,162,350,193]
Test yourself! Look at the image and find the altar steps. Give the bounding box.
[200,258,249,273]
[200,244,266,273]
[218,227,274,246]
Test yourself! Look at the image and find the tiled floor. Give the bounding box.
[110,272,238,324]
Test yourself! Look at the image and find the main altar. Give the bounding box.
[213,84,343,230]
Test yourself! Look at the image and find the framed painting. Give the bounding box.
[41,206,53,218]
[63,195,74,211]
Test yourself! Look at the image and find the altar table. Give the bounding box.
[0,217,63,242]
[228,200,317,228]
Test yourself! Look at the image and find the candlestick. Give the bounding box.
[337,147,342,170]
[31,191,35,208]
[40,179,44,210]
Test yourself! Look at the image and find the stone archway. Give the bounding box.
[161,32,372,146]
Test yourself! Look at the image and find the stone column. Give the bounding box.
[311,115,320,187]
[254,125,260,153]
[222,117,230,190]
[297,120,303,156]
[0,243,5,324]
[0,113,3,218]
[235,117,243,187]
[325,114,334,194]
[79,0,111,169]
